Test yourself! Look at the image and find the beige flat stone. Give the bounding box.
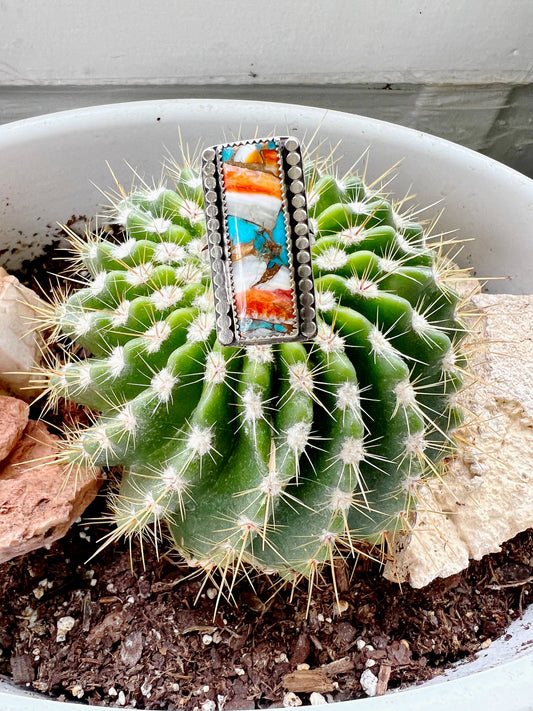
[0,419,102,564]
[385,293,533,588]
[0,267,45,400]
[0,396,29,463]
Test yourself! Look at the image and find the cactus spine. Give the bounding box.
[45,151,468,584]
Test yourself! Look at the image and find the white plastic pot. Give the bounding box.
[0,100,532,710]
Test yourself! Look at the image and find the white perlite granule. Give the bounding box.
[56,616,76,642]
[283,692,303,707]
[309,692,328,705]
[359,669,378,697]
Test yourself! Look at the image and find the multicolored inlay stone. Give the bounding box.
[222,140,295,338]
[202,137,316,346]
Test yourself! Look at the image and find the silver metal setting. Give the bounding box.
[201,136,317,346]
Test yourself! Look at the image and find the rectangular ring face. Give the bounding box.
[202,136,316,347]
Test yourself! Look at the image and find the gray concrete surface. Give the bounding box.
[0,84,531,177]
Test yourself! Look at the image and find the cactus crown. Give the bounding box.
[44,146,468,587]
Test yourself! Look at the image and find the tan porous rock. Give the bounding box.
[0,267,45,400]
[0,396,29,462]
[385,293,533,588]
[0,419,102,564]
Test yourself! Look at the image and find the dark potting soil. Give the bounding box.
[2,235,532,709]
[0,493,532,709]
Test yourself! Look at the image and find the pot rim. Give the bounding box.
[0,97,531,186]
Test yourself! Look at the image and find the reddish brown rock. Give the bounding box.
[0,419,102,564]
[0,396,29,463]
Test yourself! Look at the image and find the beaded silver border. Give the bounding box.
[201,136,317,346]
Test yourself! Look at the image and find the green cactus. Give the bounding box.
[44,152,468,583]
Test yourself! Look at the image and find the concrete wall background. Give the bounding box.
[1,0,532,85]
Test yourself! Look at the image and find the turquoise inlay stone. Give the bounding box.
[227,215,258,246]
[221,146,235,162]
[227,213,289,268]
